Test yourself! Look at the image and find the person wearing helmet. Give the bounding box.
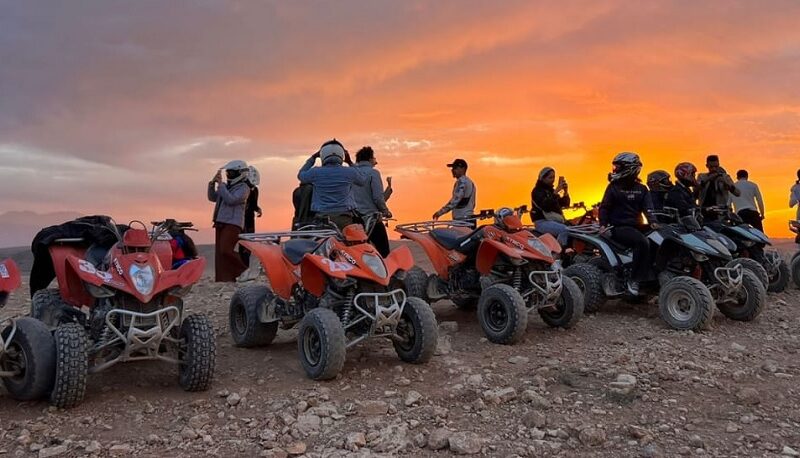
[297,139,367,229]
[698,154,740,221]
[433,159,477,226]
[791,169,800,220]
[352,146,393,256]
[665,162,701,219]
[208,160,251,282]
[238,165,263,266]
[531,167,570,244]
[646,170,672,213]
[599,152,656,296]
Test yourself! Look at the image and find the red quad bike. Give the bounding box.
[397,208,584,345]
[790,220,800,289]
[1,259,57,402]
[31,220,215,408]
[229,224,438,380]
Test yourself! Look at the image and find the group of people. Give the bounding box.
[208,139,800,284]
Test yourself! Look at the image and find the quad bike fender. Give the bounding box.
[157,257,206,291]
[301,255,351,297]
[568,232,621,268]
[537,233,561,255]
[384,245,414,277]
[0,259,21,293]
[241,241,298,300]
[152,240,174,270]
[396,230,459,279]
[476,239,524,274]
[63,255,105,307]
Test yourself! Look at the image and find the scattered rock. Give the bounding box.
[109,444,132,455]
[405,390,423,407]
[226,392,241,407]
[449,431,483,455]
[735,388,761,405]
[428,428,451,450]
[579,427,606,446]
[522,390,551,409]
[359,400,389,416]
[522,411,547,429]
[730,342,746,353]
[285,442,307,455]
[345,432,366,451]
[435,335,453,356]
[483,387,517,404]
[439,321,459,333]
[38,445,68,458]
[783,446,800,457]
[688,434,705,449]
[508,355,530,365]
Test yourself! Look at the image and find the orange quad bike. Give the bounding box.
[1,258,57,402]
[396,208,584,345]
[30,219,215,408]
[230,223,438,380]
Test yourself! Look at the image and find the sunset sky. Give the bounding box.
[1,1,799,243]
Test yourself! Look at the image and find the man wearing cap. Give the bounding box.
[432,159,477,225]
[698,154,740,221]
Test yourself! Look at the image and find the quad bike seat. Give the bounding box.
[430,227,482,253]
[283,239,319,265]
[599,232,633,255]
[85,244,111,268]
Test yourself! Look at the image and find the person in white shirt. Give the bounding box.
[791,169,800,221]
[730,169,765,231]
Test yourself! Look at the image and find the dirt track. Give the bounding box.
[1,243,800,457]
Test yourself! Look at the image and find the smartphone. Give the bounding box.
[558,176,566,185]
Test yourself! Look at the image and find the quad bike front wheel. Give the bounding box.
[477,284,528,345]
[563,263,604,313]
[538,276,585,329]
[792,255,800,289]
[717,270,766,322]
[403,267,430,302]
[658,276,715,331]
[178,314,216,392]
[229,285,279,347]
[1,317,56,401]
[31,289,70,328]
[727,258,768,291]
[297,308,346,380]
[50,322,89,409]
[392,297,438,364]
[767,260,790,293]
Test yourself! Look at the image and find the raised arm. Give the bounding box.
[297,155,317,183]
[217,183,250,205]
[207,181,218,202]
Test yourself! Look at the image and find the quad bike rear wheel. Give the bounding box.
[392,297,438,364]
[658,276,715,331]
[31,289,70,328]
[297,308,346,380]
[1,317,56,401]
[49,322,88,409]
[178,314,216,392]
[538,276,585,329]
[727,258,768,291]
[403,267,430,302]
[229,285,279,347]
[717,270,766,322]
[477,284,528,345]
[792,255,800,289]
[563,264,604,313]
[767,260,790,293]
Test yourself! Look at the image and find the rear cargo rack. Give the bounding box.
[239,230,338,244]
[395,220,475,234]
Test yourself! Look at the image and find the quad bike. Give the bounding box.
[230,223,437,380]
[703,206,789,293]
[31,219,215,408]
[564,202,600,226]
[1,258,57,402]
[560,214,766,331]
[790,220,800,288]
[397,208,584,345]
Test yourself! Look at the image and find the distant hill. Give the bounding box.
[0,211,83,248]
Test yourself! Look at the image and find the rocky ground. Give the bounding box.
[1,244,800,457]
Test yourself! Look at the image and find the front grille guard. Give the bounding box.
[525,270,563,306]
[345,289,407,348]
[91,306,181,373]
[712,264,743,293]
[0,317,19,377]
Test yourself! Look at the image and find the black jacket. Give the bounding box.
[531,183,570,221]
[665,183,698,217]
[599,180,654,227]
[244,186,261,233]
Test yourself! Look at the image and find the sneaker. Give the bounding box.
[626,280,640,296]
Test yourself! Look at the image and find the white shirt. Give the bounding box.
[790,182,800,219]
[730,179,764,215]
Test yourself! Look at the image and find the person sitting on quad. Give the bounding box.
[433,159,477,227]
[665,162,700,219]
[791,169,800,243]
[298,139,367,230]
[352,146,393,257]
[208,160,251,282]
[599,152,656,296]
[698,154,740,221]
[646,170,672,213]
[531,167,571,244]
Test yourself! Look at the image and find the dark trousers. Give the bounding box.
[215,223,246,282]
[611,226,650,282]
[737,209,763,232]
[368,220,391,257]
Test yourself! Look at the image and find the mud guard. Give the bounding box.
[301,255,350,297]
[476,239,524,275]
[384,245,414,278]
[0,259,21,293]
[240,241,298,300]
[537,233,561,255]
[396,230,465,279]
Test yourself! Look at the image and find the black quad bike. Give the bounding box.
[790,220,800,289]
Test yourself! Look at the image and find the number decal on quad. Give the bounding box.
[321,258,354,272]
[78,259,97,274]
[0,263,9,279]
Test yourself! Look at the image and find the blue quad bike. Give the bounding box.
[790,220,800,289]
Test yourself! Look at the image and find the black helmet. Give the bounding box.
[647,170,672,192]
[609,152,642,182]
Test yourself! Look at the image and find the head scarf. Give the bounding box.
[537,167,555,183]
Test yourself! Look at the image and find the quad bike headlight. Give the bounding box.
[362,254,388,279]
[129,264,155,295]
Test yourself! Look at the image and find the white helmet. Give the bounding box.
[222,160,249,185]
[319,139,346,165]
[223,159,248,171]
[247,165,260,186]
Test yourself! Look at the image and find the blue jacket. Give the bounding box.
[208,181,250,229]
[298,158,367,214]
[352,161,390,215]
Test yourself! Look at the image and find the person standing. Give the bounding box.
[531,167,570,243]
[599,152,655,296]
[432,159,476,226]
[297,139,366,229]
[208,160,251,282]
[790,169,800,221]
[239,166,263,265]
[730,169,765,231]
[352,146,393,257]
[698,154,740,221]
